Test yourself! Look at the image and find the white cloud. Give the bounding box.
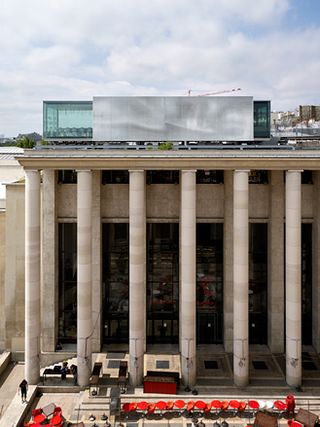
[0,0,319,135]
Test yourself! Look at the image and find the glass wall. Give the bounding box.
[196,224,223,344]
[43,101,93,139]
[102,223,129,343]
[147,224,179,343]
[58,223,77,343]
[254,101,270,139]
[302,223,312,345]
[249,223,268,344]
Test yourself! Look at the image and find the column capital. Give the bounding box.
[25,169,40,174]
[129,169,144,173]
[76,169,92,173]
[181,169,197,173]
[234,169,250,173]
[286,170,303,173]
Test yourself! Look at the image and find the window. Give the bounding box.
[254,101,270,139]
[249,170,268,184]
[43,101,92,139]
[58,170,77,184]
[102,170,129,184]
[197,170,224,184]
[302,171,313,184]
[147,171,179,184]
[58,223,77,343]
[102,223,129,343]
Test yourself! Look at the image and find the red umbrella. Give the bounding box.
[156,401,167,411]
[274,401,286,411]
[175,400,185,409]
[195,400,207,410]
[229,400,240,409]
[137,401,148,411]
[248,400,260,410]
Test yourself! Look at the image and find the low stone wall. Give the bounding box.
[0,385,37,427]
[0,351,11,377]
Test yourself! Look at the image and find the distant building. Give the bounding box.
[299,105,320,122]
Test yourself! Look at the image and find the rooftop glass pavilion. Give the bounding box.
[43,101,93,139]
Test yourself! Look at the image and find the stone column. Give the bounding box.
[129,170,146,387]
[224,170,233,353]
[91,170,101,352]
[25,170,41,384]
[286,170,302,387]
[42,169,57,352]
[180,170,196,389]
[77,170,92,387]
[268,171,285,353]
[233,170,249,387]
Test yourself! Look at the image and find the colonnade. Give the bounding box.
[25,169,303,388]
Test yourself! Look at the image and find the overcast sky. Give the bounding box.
[1,0,320,136]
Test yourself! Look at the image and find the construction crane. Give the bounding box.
[187,88,241,96]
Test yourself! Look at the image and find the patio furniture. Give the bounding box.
[254,410,278,427]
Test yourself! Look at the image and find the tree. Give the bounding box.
[16,136,35,149]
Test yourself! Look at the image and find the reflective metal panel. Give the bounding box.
[93,96,253,141]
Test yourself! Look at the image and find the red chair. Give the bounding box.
[248,400,260,411]
[204,402,212,413]
[147,403,156,413]
[137,401,148,411]
[211,400,222,414]
[136,401,148,417]
[122,402,130,412]
[128,402,137,412]
[187,401,195,411]
[174,400,185,409]
[229,399,240,415]
[221,401,229,411]
[288,420,303,427]
[238,401,247,412]
[50,415,63,427]
[32,409,46,424]
[53,407,62,415]
[174,399,185,415]
[166,401,174,410]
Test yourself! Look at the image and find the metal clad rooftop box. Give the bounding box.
[93,96,253,142]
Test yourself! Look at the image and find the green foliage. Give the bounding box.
[158,142,173,150]
[40,139,49,146]
[16,137,35,149]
